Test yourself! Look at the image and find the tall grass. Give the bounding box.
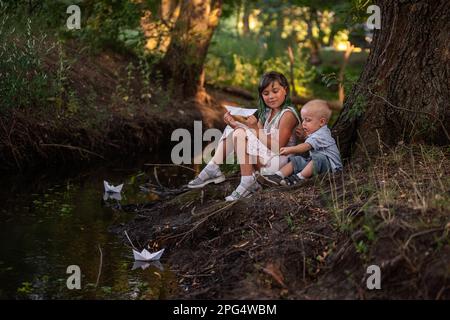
[0,12,57,113]
[325,144,449,234]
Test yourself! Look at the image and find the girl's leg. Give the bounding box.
[232,128,253,176]
[225,129,265,200]
[188,132,233,188]
[211,133,234,165]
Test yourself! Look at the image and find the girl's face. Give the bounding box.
[261,81,287,110]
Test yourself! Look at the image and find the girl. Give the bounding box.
[188,71,300,201]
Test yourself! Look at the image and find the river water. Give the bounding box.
[0,158,194,299]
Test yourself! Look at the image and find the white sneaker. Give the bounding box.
[225,181,262,201]
[187,172,226,189]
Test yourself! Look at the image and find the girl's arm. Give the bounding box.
[254,111,298,150]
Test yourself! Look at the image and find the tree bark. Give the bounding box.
[242,0,251,36]
[332,0,450,160]
[159,0,180,25]
[306,8,322,65]
[158,0,222,99]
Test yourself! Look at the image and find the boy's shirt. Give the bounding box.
[304,125,343,172]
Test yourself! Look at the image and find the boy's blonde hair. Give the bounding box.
[302,99,332,122]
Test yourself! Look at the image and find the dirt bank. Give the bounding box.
[113,145,450,299]
[0,39,228,172]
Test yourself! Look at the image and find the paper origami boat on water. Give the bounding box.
[132,261,164,271]
[133,248,165,262]
[103,192,122,201]
[104,181,124,193]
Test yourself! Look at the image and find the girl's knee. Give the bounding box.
[232,128,246,139]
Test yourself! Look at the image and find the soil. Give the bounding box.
[0,39,229,172]
[112,151,450,300]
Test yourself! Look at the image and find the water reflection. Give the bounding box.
[0,160,192,299]
[103,192,122,201]
[132,261,164,271]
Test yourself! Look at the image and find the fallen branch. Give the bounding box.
[95,245,103,288]
[144,163,196,173]
[220,86,343,110]
[39,143,105,159]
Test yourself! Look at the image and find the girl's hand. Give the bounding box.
[280,146,292,156]
[245,115,258,130]
[224,112,238,128]
[296,126,306,141]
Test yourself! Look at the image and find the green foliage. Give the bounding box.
[285,214,296,232]
[346,93,366,120]
[17,282,33,297]
[206,26,316,94]
[76,0,145,52]
[354,239,368,255]
[0,14,56,113]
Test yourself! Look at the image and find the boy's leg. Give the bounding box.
[295,154,331,179]
[289,156,309,176]
[258,155,306,186]
[299,161,314,178]
[281,156,310,185]
[310,153,332,176]
[277,162,294,177]
[283,154,331,186]
[258,161,293,186]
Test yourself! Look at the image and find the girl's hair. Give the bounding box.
[257,71,296,124]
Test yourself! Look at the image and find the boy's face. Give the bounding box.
[261,81,287,110]
[301,106,326,136]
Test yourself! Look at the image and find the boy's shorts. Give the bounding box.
[290,153,332,175]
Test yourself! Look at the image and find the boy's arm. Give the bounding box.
[280,142,312,155]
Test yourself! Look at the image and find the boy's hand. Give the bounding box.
[280,146,293,156]
[296,126,306,141]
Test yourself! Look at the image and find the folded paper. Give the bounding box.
[224,105,257,117]
[133,248,165,261]
[104,180,123,193]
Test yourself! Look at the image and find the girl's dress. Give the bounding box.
[222,106,300,174]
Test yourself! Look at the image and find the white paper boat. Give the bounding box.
[133,248,165,261]
[132,261,164,271]
[104,180,123,193]
[225,105,257,117]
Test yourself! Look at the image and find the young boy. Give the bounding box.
[259,99,342,186]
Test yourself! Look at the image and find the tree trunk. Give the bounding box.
[338,43,355,104]
[242,0,250,36]
[332,0,450,160]
[287,46,297,97]
[158,0,222,99]
[306,8,322,65]
[159,0,180,24]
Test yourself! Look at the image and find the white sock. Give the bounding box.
[275,171,285,178]
[240,175,255,188]
[296,173,306,180]
[198,161,221,180]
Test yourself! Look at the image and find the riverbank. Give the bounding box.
[113,144,450,299]
[0,38,229,172]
